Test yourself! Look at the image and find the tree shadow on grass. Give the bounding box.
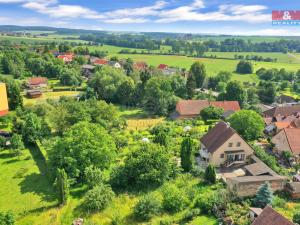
[19,172,57,203]
[0,152,15,159]
[27,144,48,175]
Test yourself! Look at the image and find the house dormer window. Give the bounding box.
[228,143,233,147]
[237,142,241,147]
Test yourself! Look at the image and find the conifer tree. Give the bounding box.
[204,164,216,184]
[253,182,273,208]
[56,168,69,205]
[180,137,194,172]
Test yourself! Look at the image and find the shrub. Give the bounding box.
[110,143,176,190]
[134,194,162,221]
[83,184,114,212]
[181,208,201,222]
[293,212,300,224]
[204,165,216,184]
[0,211,15,225]
[193,193,216,214]
[84,166,103,188]
[272,196,286,208]
[161,184,188,213]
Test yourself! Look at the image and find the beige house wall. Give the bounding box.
[209,133,254,167]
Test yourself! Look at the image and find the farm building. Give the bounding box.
[26,90,43,99]
[28,77,48,89]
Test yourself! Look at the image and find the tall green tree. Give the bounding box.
[180,137,194,172]
[224,81,247,107]
[143,77,175,116]
[22,113,41,144]
[258,81,276,104]
[228,110,264,141]
[110,143,175,189]
[186,74,196,98]
[56,168,69,205]
[6,80,23,110]
[236,61,253,74]
[253,182,273,208]
[189,62,206,88]
[49,122,116,181]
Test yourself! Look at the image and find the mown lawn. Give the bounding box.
[0,148,56,222]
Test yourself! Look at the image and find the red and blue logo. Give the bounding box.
[272,10,300,25]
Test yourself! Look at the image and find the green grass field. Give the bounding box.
[0,148,56,221]
[0,35,88,44]
[203,52,299,64]
[104,53,294,83]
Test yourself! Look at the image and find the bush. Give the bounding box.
[0,211,15,225]
[84,166,103,188]
[83,184,114,212]
[162,184,188,213]
[293,212,300,224]
[204,165,216,184]
[181,208,201,222]
[134,194,162,221]
[236,61,253,74]
[272,196,286,208]
[193,193,216,214]
[110,143,176,190]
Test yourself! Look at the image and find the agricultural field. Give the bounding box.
[86,44,171,55]
[0,35,88,44]
[203,52,300,64]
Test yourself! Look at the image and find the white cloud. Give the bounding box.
[104,18,149,24]
[104,1,167,18]
[155,1,269,23]
[0,0,270,25]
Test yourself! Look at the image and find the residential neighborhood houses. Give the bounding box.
[199,121,287,197]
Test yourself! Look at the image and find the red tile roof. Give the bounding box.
[94,59,108,65]
[284,128,300,155]
[175,100,240,117]
[134,62,147,70]
[158,64,168,70]
[176,100,209,116]
[58,54,73,63]
[28,77,48,85]
[251,206,294,225]
[210,101,241,111]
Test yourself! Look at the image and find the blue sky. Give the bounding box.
[0,0,300,35]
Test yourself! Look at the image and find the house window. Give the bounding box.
[220,154,224,158]
[228,143,233,147]
[237,142,241,147]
